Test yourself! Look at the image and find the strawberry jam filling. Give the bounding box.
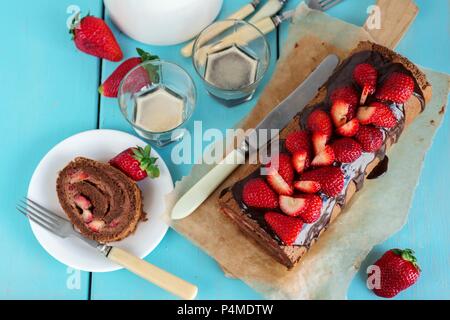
[228,50,425,247]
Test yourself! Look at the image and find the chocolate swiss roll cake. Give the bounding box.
[219,41,432,269]
[56,157,144,243]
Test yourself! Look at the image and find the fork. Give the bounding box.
[306,0,343,11]
[17,197,198,300]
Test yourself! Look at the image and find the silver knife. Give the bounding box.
[171,54,339,220]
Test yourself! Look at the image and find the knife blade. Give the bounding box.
[171,54,340,220]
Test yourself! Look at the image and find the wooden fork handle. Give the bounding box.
[107,247,198,300]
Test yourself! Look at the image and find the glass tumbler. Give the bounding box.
[192,19,270,107]
[118,60,196,147]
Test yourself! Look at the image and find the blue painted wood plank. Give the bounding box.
[91,0,270,299]
[0,0,102,299]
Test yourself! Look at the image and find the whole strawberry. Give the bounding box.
[353,63,377,104]
[70,13,123,61]
[99,48,159,97]
[370,248,420,298]
[109,145,159,181]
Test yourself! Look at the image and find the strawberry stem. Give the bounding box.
[131,145,160,179]
[392,248,421,271]
[136,48,160,84]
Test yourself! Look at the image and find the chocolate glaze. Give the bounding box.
[367,156,389,179]
[228,50,425,248]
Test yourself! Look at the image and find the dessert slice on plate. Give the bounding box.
[219,41,432,269]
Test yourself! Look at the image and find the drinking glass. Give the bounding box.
[118,60,196,147]
[192,19,270,107]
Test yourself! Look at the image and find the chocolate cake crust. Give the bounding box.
[219,41,432,268]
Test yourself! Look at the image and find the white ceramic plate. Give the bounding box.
[28,129,172,272]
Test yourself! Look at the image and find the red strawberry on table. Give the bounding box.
[293,180,321,193]
[375,72,415,104]
[242,178,279,209]
[264,212,303,245]
[370,248,420,298]
[357,102,397,128]
[353,63,377,104]
[99,48,160,97]
[69,13,123,61]
[336,118,360,137]
[355,125,384,152]
[285,130,311,154]
[299,166,344,197]
[279,195,307,217]
[297,194,322,223]
[330,86,359,119]
[109,145,159,181]
[307,110,333,137]
[331,138,362,163]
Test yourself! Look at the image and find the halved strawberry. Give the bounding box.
[293,180,321,193]
[355,125,384,152]
[266,153,294,185]
[285,130,311,154]
[331,138,362,163]
[291,150,308,174]
[279,195,307,217]
[312,132,329,154]
[311,145,335,167]
[242,178,279,209]
[299,167,344,197]
[297,194,322,223]
[336,118,360,137]
[330,100,350,127]
[353,63,377,104]
[357,106,377,125]
[375,72,414,104]
[266,168,294,196]
[307,110,333,136]
[330,86,359,119]
[264,212,303,245]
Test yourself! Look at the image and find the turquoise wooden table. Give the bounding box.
[1,0,448,299]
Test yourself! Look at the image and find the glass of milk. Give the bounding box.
[192,19,270,107]
[118,60,196,146]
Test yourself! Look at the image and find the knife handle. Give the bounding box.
[171,148,245,220]
[107,247,198,300]
[181,2,257,58]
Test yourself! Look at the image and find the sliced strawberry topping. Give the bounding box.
[358,102,397,128]
[330,86,359,119]
[293,180,321,193]
[331,100,350,127]
[353,63,377,104]
[311,145,335,167]
[307,110,333,137]
[264,212,303,246]
[336,118,360,137]
[279,195,308,217]
[297,194,322,223]
[355,125,384,152]
[300,167,344,197]
[331,138,363,163]
[285,130,311,154]
[312,132,329,154]
[266,167,294,196]
[291,150,308,174]
[375,72,414,104]
[242,178,279,209]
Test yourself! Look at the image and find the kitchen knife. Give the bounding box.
[171,54,339,220]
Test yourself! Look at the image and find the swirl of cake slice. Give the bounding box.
[56,157,144,243]
[219,41,432,269]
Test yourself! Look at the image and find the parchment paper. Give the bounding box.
[165,4,449,299]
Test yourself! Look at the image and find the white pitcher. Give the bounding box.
[104,0,223,46]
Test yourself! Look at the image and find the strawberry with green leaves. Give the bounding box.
[69,13,123,61]
[99,48,160,97]
[109,145,159,181]
[370,248,421,298]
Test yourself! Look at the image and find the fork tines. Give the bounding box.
[307,0,343,11]
[16,198,63,233]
